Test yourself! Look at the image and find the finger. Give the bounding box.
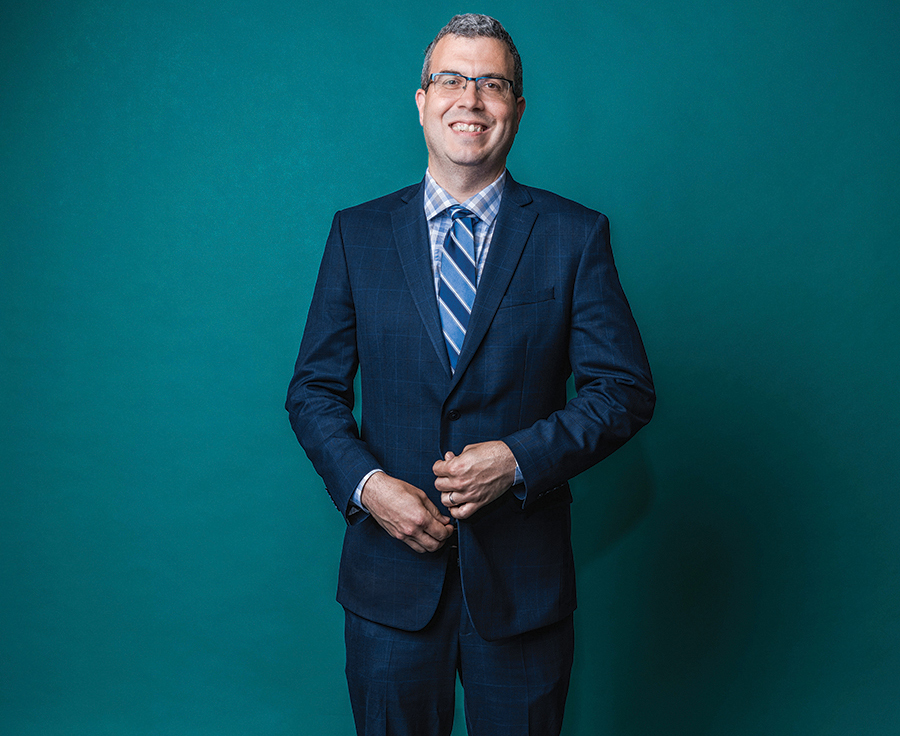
[434,512,454,526]
[422,517,454,541]
[415,535,444,553]
[433,451,458,476]
[404,538,428,553]
[433,460,455,478]
[409,531,448,554]
[442,490,464,507]
[420,508,454,539]
[449,502,476,520]
[401,521,450,553]
[422,496,453,526]
[416,534,448,553]
[434,475,463,493]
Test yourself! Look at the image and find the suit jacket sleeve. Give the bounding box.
[285,211,378,520]
[501,212,655,506]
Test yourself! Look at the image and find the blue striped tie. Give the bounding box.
[438,206,478,371]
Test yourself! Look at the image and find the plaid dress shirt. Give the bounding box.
[423,170,505,293]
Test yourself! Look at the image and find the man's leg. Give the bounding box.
[458,610,574,736]
[343,560,462,736]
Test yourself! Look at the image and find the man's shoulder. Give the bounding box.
[337,182,422,219]
[513,180,605,223]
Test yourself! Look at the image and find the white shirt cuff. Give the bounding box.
[349,468,383,515]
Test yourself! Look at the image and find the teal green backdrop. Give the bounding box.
[3,1,898,734]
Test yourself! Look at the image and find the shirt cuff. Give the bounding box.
[349,468,383,517]
[512,458,525,500]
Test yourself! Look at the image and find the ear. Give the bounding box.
[515,96,526,126]
[415,88,426,126]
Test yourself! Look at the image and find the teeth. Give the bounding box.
[453,123,484,132]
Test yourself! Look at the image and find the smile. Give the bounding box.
[451,123,486,133]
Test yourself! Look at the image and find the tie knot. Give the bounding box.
[450,205,477,222]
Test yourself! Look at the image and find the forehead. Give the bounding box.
[429,35,514,77]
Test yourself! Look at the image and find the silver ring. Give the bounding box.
[449,493,454,506]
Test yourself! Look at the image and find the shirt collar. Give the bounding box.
[423,170,505,226]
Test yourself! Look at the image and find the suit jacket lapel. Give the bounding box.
[391,181,453,379]
[452,175,536,382]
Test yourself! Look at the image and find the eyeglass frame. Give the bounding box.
[426,72,517,98]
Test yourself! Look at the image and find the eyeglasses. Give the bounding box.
[427,73,515,100]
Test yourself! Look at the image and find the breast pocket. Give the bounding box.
[497,286,555,309]
[490,285,560,351]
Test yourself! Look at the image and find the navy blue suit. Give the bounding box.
[287,173,654,646]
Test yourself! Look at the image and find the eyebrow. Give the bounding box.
[437,70,507,79]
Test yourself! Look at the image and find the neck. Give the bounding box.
[428,164,506,202]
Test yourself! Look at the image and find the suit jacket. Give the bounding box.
[286,173,654,641]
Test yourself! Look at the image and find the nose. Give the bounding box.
[455,80,484,108]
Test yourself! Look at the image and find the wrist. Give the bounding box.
[356,469,384,511]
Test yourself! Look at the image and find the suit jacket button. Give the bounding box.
[447,410,461,421]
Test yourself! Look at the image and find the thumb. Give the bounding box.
[433,451,456,475]
[428,502,452,526]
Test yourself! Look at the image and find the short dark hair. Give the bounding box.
[421,14,523,98]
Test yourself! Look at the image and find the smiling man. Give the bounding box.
[287,14,655,736]
[414,31,525,202]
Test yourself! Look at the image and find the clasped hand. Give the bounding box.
[360,441,516,553]
[433,440,517,520]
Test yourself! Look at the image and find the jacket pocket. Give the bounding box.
[498,286,555,309]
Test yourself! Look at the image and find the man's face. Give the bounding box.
[415,35,526,184]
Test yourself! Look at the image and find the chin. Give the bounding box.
[447,149,492,167]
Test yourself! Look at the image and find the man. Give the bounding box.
[286,14,654,736]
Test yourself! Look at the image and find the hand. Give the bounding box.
[359,472,455,553]
[433,441,517,520]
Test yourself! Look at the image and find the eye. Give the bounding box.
[439,75,462,87]
[482,80,500,90]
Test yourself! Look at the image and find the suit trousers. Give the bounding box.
[344,553,574,736]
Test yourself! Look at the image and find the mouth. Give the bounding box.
[451,122,488,133]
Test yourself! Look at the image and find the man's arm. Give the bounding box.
[286,212,377,516]
[502,212,655,503]
[435,212,654,514]
[286,212,453,550]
